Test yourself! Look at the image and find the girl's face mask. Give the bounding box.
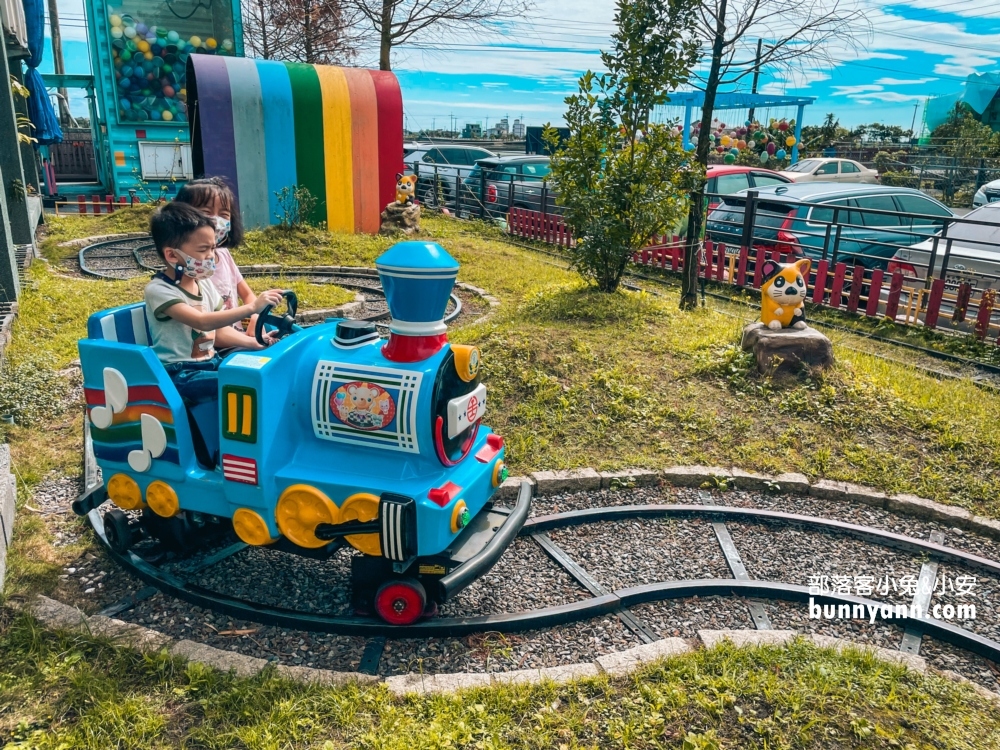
[171,249,216,280]
[211,215,231,245]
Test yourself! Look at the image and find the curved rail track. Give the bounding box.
[77,236,462,328]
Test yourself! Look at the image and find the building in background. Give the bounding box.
[512,118,524,138]
[462,122,482,139]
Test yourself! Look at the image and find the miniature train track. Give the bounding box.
[77,236,462,328]
[79,431,1000,671]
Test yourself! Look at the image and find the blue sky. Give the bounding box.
[40,0,1000,133]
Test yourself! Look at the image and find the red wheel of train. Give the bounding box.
[374,578,427,626]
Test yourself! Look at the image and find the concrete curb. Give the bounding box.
[0,444,15,594]
[56,232,150,250]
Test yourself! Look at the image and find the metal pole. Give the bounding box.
[792,104,804,164]
[748,39,763,124]
[821,208,839,261]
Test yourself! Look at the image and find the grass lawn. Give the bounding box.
[2,208,1000,747]
[1,610,998,749]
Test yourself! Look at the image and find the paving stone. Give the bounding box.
[809,480,886,508]
[87,615,172,653]
[698,629,797,649]
[874,647,927,673]
[491,662,600,685]
[774,473,811,494]
[599,469,662,490]
[662,466,731,489]
[808,634,926,673]
[531,469,602,495]
[170,639,268,678]
[887,494,973,526]
[275,664,378,686]
[968,515,1000,542]
[29,595,88,631]
[728,468,776,492]
[496,475,534,503]
[384,671,494,695]
[593,637,692,675]
[939,669,1000,703]
[0,445,12,593]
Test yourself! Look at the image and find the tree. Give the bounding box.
[544,0,699,293]
[678,0,869,309]
[242,0,362,64]
[800,112,849,150]
[349,0,531,71]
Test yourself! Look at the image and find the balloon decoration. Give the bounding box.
[108,11,236,123]
[766,142,776,155]
[759,151,769,164]
[687,116,798,167]
[724,153,736,164]
[776,149,787,160]
[786,136,796,147]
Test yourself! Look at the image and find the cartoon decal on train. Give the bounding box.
[76,241,530,625]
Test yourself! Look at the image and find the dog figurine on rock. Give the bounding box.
[395,173,417,205]
[760,258,811,330]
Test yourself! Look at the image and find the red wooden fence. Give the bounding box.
[505,207,1000,344]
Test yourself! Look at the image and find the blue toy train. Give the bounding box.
[75,242,530,625]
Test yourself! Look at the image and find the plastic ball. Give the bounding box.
[189,36,202,48]
[759,151,769,164]
[135,22,147,35]
[137,39,149,52]
[144,51,153,60]
[162,85,175,98]
[151,43,162,55]
[110,14,122,25]
[222,39,233,51]
[124,25,136,38]
[119,78,131,90]
[167,29,180,43]
[776,149,787,160]
[125,39,136,51]
[119,98,131,109]
[155,26,167,37]
[737,139,747,150]
[766,142,776,155]
[206,38,217,49]
[724,153,736,164]
[121,50,132,61]
[111,26,123,39]
[152,56,164,67]
[786,136,796,147]
[149,109,161,120]
[160,109,173,121]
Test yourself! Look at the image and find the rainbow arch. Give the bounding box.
[186,55,403,234]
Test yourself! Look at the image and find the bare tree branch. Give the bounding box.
[241,0,365,65]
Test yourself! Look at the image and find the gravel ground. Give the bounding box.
[630,595,756,638]
[547,517,731,590]
[929,564,1000,644]
[918,638,1000,694]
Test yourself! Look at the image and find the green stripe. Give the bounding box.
[91,423,178,444]
[285,63,327,225]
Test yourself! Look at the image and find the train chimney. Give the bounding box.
[375,241,460,363]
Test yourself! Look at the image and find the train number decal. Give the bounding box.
[331,382,397,431]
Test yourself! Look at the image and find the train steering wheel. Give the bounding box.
[254,290,300,346]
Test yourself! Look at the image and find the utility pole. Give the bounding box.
[747,38,763,124]
[909,103,919,139]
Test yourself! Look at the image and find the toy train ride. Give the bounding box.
[74,241,531,625]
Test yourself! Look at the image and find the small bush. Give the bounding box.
[274,185,320,228]
[879,170,919,188]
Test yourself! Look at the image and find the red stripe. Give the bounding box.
[85,385,168,407]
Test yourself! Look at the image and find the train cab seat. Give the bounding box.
[86,303,219,470]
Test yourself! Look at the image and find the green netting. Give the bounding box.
[924,72,1000,131]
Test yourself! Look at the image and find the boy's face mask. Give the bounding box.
[211,215,231,245]
[170,249,216,281]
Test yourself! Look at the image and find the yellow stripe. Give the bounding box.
[314,66,355,233]
[227,392,238,434]
[242,394,253,436]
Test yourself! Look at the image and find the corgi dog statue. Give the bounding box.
[760,258,811,330]
[395,173,417,205]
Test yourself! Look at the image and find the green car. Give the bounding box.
[705,183,954,270]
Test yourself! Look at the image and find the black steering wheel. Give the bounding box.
[254,290,301,346]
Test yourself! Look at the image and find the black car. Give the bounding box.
[458,155,559,221]
[406,145,498,206]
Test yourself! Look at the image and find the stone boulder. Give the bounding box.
[741,322,834,378]
[379,202,421,236]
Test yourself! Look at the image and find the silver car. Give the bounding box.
[889,202,1000,292]
[780,158,879,185]
[973,178,1000,208]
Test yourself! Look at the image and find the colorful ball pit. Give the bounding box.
[187,55,403,233]
[109,10,235,124]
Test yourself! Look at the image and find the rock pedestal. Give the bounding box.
[379,202,421,236]
[741,322,834,378]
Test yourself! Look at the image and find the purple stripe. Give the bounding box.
[189,54,239,200]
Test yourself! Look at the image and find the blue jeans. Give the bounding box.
[165,355,221,405]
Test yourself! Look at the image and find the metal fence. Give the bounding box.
[494,191,1000,344]
[411,163,562,223]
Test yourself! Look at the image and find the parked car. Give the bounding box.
[458,155,556,221]
[779,158,879,184]
[889,202,1000,293]
[405,145,498,205]
[706,165,792,207]
[705,183,955,269]
[972,178,1000,208]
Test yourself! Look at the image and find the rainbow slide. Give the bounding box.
[186,55,403,233]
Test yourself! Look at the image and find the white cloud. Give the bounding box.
[831,84,883,96]
[875,77,938,85]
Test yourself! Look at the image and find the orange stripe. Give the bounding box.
[342,68,381,234]
[100,405,175,425]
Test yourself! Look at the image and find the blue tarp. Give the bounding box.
[22,0,62,145]
[925,72,1000,133]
